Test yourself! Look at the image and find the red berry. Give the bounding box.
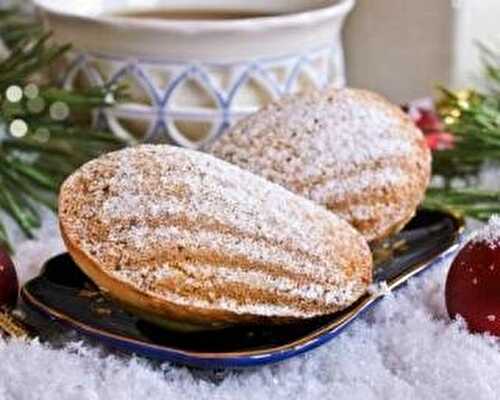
[416,110,443,133]
[446,237,500,335]
[425,131,455,151]
[404,105,454,151]
[0,248,18,308]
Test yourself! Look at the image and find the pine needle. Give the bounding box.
[0,8,124,251]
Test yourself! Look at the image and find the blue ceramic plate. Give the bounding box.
[21,210,463,369]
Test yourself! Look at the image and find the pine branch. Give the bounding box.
[424,188,500,221]
[0,8,41,49]
[432,89,500,180]
[0,8,124,251]
[417,46,500,223]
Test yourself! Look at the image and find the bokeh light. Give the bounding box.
[49,101,70,121]
[104,92,114,105]
[34,127,50,143]
[27,97,45,114]
[6,85,23,103]
[9,119,28,137]
[24,83,39,99]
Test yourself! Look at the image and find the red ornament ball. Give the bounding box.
[0,248,18,308]
[446,222,500,335]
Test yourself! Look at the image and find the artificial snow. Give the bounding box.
[472,215,500,248]
[2,209,500,399]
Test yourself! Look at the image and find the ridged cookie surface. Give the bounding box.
[208,88,431,243]
[59,145,372,328]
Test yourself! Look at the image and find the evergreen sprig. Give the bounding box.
[432,89,500,181]
[0,10,123,251]
[424,50,500,221]
[423,188,500,221]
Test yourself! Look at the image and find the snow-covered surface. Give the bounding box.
[2,209,500,400]
[472,215,500,248]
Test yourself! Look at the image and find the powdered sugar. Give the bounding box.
[209,88,431,242]
[368,281,391,296]
[59,145,371,320]
[116,260,362,317]
[310,166,408,203]
[109,224,335,282]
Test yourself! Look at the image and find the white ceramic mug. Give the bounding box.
[35,0,355,148]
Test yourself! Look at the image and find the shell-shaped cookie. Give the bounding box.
[59,145,372,328]
[208,88,431,243]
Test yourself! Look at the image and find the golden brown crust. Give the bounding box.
[62,231,283,327]
[208,87,431,243]
[59,145,372,327]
